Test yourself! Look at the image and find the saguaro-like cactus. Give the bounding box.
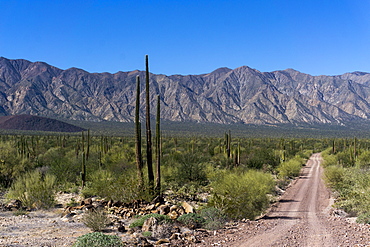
[80,131,87,188]
[135,75,144,186]
[86,129,90,161]
[145,55,154,191]
[81,151,86,188]
[155,94,161,196]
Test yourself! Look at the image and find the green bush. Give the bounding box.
[356,150,370,168]
[200,207,227,230]
[129,214,171,228]
[72,232,123,247]
[336,168,370,216]
[82,168,151,202]
[81,209,111,232]
[336,149,355,167]
[323,165,345,191]
[321,151,338,168]
[277,157,303,179]
[245,148,279,170]
[0,141,32,187]
[48,149,81,186]
[208,170,274,220]
[101,145,135,174]
[6,170,56,209]
[357,212,370,224]
[177,213,206,229]
[163,151,208,187]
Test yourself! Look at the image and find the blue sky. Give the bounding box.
[1,0,370,76]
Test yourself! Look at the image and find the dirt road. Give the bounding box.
[196,153,370,247]
[235,153,334,246]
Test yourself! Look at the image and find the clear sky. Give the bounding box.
[1,0,370,76]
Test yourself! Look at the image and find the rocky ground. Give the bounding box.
[1,154,370,246]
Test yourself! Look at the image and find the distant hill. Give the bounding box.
[2,57,370,125]
[0,115,86,132]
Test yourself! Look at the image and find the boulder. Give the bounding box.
[157,204,170,215]
[81,198,92,206]
[151,223,173,239]
[181,202,194,214]
[155,239,170,245]
[168,210,180,220]
[142,216,158,232]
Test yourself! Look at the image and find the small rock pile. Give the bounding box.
[63,197,205,246]
[64,197,195,220]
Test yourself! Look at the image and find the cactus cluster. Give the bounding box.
[135,55,162,198]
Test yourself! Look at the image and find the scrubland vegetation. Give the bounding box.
[321,138,370,223]
[2,129,370,246]
[1,132,326,220]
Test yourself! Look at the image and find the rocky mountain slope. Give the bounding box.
[1,57,370,125]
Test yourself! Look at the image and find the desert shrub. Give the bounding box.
[299,150,313,160]
[208,170,274,220]
[200,207,227,230]
[163,151,208,187]
[357,212,370,224]
[101,145,135,174]
[38,148,80,186]
[81,209,111,232]
[277,156,303,179]
[82,168,151,202]
[321,153,338,168]
[245,148,279,170]
[82,169,114,198]
[335,168,370,216]
[323,160,370,218]
[336,149,355,167]
[323,165,345,191]
[72,232,123,247]
[177,213,206,229]
[6,170,56,209]
[356,150,370,168]
[0,141,32,187]
[210,153,234,169]
[168,183,208,201]
[320,147,333,157]
[129,214,171,228]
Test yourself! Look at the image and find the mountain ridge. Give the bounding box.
[1,57,370,125]
[0,114,86,132]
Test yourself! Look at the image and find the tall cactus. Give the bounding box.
[145,55,154,191]
[135,75,144,186]
[86,129,90,161]
[80,131,87,188]
[155,94,161,196]
[81,151,86,188]
[225,130,231,158]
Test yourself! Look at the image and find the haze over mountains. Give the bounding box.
[1,57,370,126]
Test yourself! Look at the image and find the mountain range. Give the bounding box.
[1,56,370,126]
